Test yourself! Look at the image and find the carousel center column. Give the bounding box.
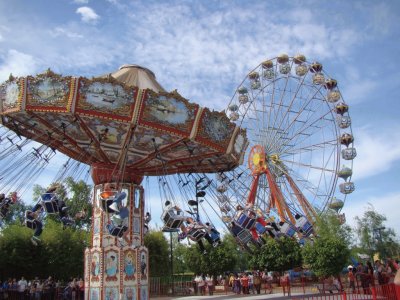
[84,164,149,300]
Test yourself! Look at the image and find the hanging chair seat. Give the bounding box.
[236,228,252,244]
[296,217,313,237]
[187,226,206,241]
[42,199,59,214]
[234,210,256,230]
[24,211,40,230]
[209,231,221,247]
[255,222,268,234]
[107,224,128,238]
[279,222,296,237]
[161,209,186,229]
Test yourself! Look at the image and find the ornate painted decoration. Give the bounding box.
[139,90,198,137]
[76,77,136,121]
[0,77,23,113]
[26,70,71,111]
[196,108,236,152]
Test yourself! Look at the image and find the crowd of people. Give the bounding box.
[346,258,399,294]
[191,271,275,296]
[0,276,84,300]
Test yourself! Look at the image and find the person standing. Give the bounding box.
[253,271,262,294]
[17,276,28,300]
[240,273,249,294]
[206,275,214,295]
[347,266,356,293]
[196,274,205,296]
[248,272,255,294]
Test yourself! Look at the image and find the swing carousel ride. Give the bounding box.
[0,64,247,300]
[0,53,356,299]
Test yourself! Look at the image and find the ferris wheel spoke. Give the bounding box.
[267,83,325,151]
[282,106,335,150]
[280,158,336,174]
[281,138,338,155]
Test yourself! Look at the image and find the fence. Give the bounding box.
[283,280,400,300]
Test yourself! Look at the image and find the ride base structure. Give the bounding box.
[86,166,147,300]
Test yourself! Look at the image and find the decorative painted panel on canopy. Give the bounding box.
[0,66,248,176]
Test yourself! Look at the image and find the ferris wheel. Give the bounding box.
[213,54,356,235]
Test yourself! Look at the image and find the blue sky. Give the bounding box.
[1,0,400,237]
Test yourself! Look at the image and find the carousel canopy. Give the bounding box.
[0,66,248,179]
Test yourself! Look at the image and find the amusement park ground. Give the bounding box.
[153,292,377,300]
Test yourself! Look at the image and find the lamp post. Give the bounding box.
[162,227,179,294]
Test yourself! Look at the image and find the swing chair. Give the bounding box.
[295,214,314,237]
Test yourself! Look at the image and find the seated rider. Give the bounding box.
[25,210,43,245]
[144,212,151,235]
[183,217,208,254]
[204,222,221,247]
[0,192,18,217]
[101,183,127,213]
[161,200,186,229]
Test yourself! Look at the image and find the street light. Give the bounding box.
[162,227,179,294]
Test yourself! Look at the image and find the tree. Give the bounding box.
[302,211,351,278]
[183,234,238,276]
[144,230,170,277]
[0,219,89,281]
[250,237,302,273]
[354,204,399,260]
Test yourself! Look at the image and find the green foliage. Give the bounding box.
[144,230,170,277]
[303,237,349,277]
[354,205,399,260]
[302,211,351,277]
[251,237,302,273]
[183,234,238,276]
[0,220,89,281]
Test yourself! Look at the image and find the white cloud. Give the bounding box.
[0,49,40,81]
[73,0,89,4]
[49,27,84,39]
[352,125,400,181]
[76,6,100,23]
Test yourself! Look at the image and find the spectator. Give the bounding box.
[78,278,84,299]
[347,265,355,293]
[253,271,262,294]
[44,276,55,299]
[35,280,43,300]
[233,274,241,294]
[192,275,199,295]
[248,272,254,294]
[29,281,36,300]
[240,273,249,294]
[18,276,28,299]
[206,274,214,295]
[195,274,205,296]
[375,260,386,285]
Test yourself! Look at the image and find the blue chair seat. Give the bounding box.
[107,224,128,237]
[42,200,59,214]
